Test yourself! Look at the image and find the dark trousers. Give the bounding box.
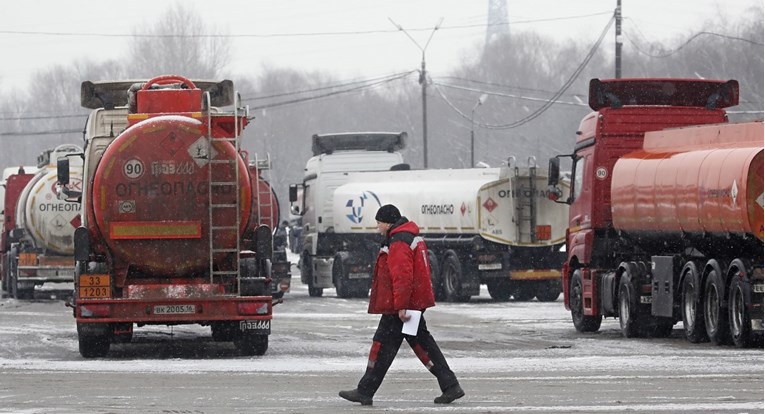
[357,313,459,397]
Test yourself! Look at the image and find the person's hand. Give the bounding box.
[398,309,411,322]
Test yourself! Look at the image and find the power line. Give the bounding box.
[435,16,614,130]
[623,19,763,58]
[0,12,613,39]
[433,82,586,107]
[0,129,80,137]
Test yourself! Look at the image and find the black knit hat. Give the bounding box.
[375,204,401,224]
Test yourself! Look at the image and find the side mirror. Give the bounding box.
[288,184,298,202]
[57,158,70,186]
[290,204,301,216]
[548,157,560,186]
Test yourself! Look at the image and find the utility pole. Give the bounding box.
[615,0,623,78]
[470,94,488,168]
[389,17,443,169]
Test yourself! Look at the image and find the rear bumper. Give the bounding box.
[74,296,272,325]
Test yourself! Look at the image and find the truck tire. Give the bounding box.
[333,254,353,299]
[9,250,32,300]
[536,280,561,302]
[512,285,535,301]
[429,251,444,301]
[618,276,640,338]
[301,253,323,297]
[569,270,601,332]
[77,323,110,358]
[441,251,470,302]
[704,267,730,345]
[211,321,237,342]
[1,254,8,292]
[487,280,511,301]
[235,331,268,356]
[728,268,754,348]
[681,266,708,343]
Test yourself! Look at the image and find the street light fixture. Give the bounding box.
[470,93,488,168]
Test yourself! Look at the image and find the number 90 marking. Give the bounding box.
[124,159,144,179]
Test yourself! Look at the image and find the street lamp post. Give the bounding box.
[389,17,443,169]
[470,94,488,167]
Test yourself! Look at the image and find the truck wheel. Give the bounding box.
[569,270,601,332]
[729,272,754,348]
[512,285,535,301]
[618,277,640,338]
[77,327,110,358]
[1,254,8,292]
[535,281,561,302]
[235,331,268,356]
[441,251,468,302]
[487,280,511,301]
[704,268,730,345]
[333,254,353,299]
[429,251,444,301]
[211,321,237,342]
[649,317,675,338]
[301,253,323,297]
[681,268,708,343]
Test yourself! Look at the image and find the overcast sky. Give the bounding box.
[0,0,761,91]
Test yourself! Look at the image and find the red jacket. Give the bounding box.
[368,219,436,314]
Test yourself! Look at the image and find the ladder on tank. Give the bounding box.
[206,92,244,289]
[512,156,538,244]
[252,153,275,230]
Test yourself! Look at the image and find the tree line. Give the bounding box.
[1,4,762,220]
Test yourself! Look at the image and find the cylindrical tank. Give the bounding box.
[332,167,568,246]
[15,145,83,254]
[90,115,252,275]
[611,121,764,241]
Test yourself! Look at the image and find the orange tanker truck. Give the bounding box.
[58,75,284,357]
[548,78,763,347]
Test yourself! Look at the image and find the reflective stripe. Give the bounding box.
[411,236,424,251]
[380,246,389,254]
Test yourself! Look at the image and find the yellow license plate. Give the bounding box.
[79,274,110,298]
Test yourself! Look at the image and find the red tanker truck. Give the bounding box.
[548,78,763,347]
[58,75,282,357]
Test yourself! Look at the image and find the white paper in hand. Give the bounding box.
[401,310,422,336]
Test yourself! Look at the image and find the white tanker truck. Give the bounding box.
[332,160,569,302]
[290,131,569,301]
[4,144,83,298]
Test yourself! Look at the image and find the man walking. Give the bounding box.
[339,204,464,406]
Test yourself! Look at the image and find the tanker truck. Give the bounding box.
[548,78,763,347]
[289,132,407,298]
[331,160,568,302]
[290,131,569,301]
[57,75,281,357]
[3,146,82,299]
[1,165,38,295]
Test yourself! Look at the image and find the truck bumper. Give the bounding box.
[74,295,273,325]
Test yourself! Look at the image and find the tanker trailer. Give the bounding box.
[1,166,38,294]
[5,145,82,299]
[332,159,569,302]
[548,78,763,347]
[58,75,276,357]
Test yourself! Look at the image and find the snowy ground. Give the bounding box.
[0,254,762,413]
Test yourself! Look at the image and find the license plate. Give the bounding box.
[753,284,763,293]
[239,319,271,333]
[348,272,369,279]
[79,286,110,299]
[153,304,196,315]
[479,263,502,270]
[640,295,652,304]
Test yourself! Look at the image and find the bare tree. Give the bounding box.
[127,3,231,79]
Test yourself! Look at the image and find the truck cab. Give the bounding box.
[289,132,407,297]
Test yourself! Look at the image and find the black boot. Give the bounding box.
[339,388,373,406]
[434,385,465,404]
